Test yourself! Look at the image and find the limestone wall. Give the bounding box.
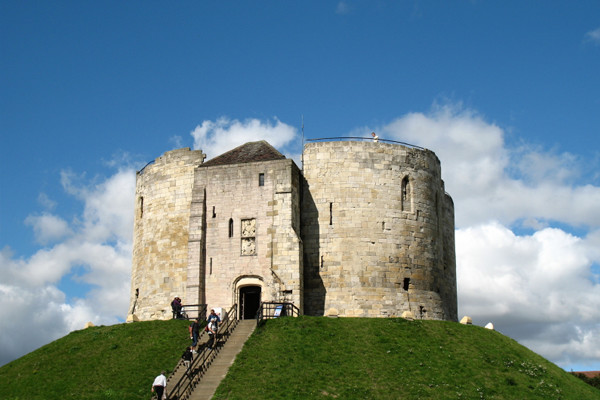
[301,141,457,320]
[130,140,456,322]
[193,159,303,314]
[130,148,205,320]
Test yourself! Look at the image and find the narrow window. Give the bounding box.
[258,173,265,186]
[329,202,333,225]
[401,176,411,212]
[403,278,410,291]
[210,258,213,275]
[229,218,234,238]
[212,206,216,218]
[138,196,144,218]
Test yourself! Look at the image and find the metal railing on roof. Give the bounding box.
[137,160,155,174]
[305,136,427,151]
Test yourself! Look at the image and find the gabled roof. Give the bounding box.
[200,140,286,167]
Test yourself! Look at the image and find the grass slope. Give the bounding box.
[1,317,598,399]
[0,319,191,400]
[214,317,599,400]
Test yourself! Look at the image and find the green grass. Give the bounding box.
[1,317,598,399]
[213,317,600,400]
[0,319,191,400]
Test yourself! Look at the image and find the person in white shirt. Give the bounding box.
[151,371,167,399]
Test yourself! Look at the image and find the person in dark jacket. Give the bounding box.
[188,318,200,353]
[182,346,193,375]
[171,297,183,319]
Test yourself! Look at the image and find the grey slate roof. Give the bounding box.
[200,140,286,167]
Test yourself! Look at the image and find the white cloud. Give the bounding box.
[25,213,72,245]
[190,117,298,160]
[456,223,600,368]
[381,104,600,228]
[457,223,599,321]
[0,165,135,366]
[585,27,600,45]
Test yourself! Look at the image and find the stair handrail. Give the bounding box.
[166,304,238,400]
[172,303,207,320]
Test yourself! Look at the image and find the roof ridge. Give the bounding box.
[201,141,286,167]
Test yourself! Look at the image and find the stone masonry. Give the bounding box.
[130,148,206,320]
[302,141,456,320]
[129,139,457,321]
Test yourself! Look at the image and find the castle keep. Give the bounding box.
[129,139,457,321]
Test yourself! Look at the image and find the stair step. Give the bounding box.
[185,320,256,400]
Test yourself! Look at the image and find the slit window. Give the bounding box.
[329,202,333,225]
[401,176,411,212]
[210,258,213,275]
[403,278,410,291]
[138,196,144,218]
[229,218,234,238]
[212,206,216,218]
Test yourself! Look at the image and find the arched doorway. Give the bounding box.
[239,285,261,319]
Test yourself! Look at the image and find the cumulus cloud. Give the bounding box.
[379,104,600,370]
[190,117,298,159]
[0,166,135,366]
[456,224,600,367]
[25,213,72,245]
[381,104,600,228]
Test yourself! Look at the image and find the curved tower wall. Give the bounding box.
[301,141,457,321]
[130,148,205,320]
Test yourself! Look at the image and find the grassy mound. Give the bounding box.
[1,317,598,399]
[214,317,599,400]
[0,319,191,400]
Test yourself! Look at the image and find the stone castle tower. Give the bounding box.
[129,139,457,321]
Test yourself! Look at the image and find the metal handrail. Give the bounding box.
[305,136,427,151]
[256,302,300,325]
[137,159,155,174]
[166,304,238,400]
[172,304,207,320]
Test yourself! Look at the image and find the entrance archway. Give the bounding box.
[239,285,261,319]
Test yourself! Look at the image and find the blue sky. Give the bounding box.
[1,1,599,372]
